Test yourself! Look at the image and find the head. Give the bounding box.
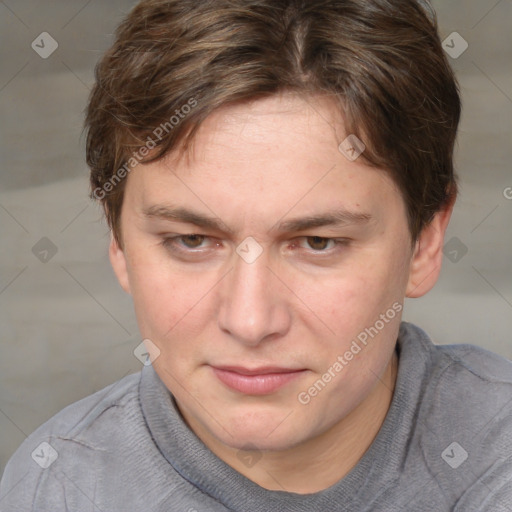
[85,0,460,451]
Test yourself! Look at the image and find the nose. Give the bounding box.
[217,247,291,347]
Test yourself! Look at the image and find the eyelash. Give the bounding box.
[160,234,350,257]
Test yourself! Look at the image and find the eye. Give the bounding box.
[302,236,334,251]
[161,234,212,253]
[175,234,207,249]
[160,234,350,260]
[295,236,349,252]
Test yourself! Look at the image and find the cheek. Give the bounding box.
[127,255,219,351]
[318,267,390,320]
[309,250,407,346]
[126,250,188,337]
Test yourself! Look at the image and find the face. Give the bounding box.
[110,92,444,452]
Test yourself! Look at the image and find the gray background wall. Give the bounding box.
[1,0,511,474]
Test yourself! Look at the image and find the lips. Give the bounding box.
[211,365,307,395]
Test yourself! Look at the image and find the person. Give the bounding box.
[1,0,511,510]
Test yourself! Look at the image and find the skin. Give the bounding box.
[109,91,454,494]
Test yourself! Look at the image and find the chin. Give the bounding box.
[211,407,310,451]
[221,429,301,453]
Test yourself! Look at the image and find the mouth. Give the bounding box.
[210,365,308,395]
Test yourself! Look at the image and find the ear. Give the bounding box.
[109,234,131,295]
[406,197,455,298]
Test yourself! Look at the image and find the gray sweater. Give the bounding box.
[1,322,511,511]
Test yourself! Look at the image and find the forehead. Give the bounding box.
[183,93,345,165]
[124,92,405,234]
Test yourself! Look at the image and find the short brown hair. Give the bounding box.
[85,0,461,247]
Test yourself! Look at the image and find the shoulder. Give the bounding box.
[23,370,142,444]
[0,371,142,510]
[436,340,512,385]
[399,322,512,507]
[400,321,512,427]
[425,329,512,447]
[399,321,512,387]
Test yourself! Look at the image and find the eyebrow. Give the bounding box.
[142,205,373,235]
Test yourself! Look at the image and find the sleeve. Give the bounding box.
[0,433,103,512]
[1,375,138,512]
[0,438,68,512]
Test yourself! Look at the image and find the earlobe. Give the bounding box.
[109,234,131,295]
[406,198,455,298]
